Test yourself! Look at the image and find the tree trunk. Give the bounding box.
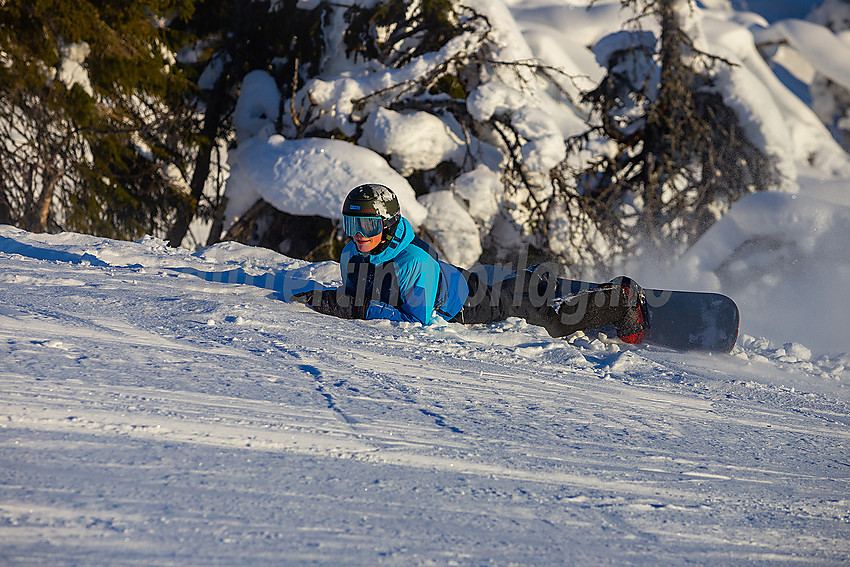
[0,191,13,225]
[26,170,59,232]
[167,77,228,248]
[205,195,228,246]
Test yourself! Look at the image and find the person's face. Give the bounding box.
[354,232,383,253]
[343,215,385,254]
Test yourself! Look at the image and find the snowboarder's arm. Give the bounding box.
[364,282,432,324]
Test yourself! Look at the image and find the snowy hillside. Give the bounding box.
[1,227,848,565]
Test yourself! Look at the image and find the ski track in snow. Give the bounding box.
[1,251,849,565]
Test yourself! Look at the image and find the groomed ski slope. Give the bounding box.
[1,229,848,565]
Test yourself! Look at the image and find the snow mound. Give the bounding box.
[224,136,427,228]
[755,18,850,93]
[359,108,465,176]
[232,70,281,141]
[666,190,850,356]
[418,191,482,267]
[453,165,501,228]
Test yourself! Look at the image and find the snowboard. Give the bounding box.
[553,278,740,353]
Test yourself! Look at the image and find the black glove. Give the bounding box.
[289,290,314,304]
[292,287,368,320]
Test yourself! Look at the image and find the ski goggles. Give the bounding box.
[342,215,384,238]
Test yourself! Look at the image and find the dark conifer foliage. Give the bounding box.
[344,0,462,67]
[0,0,196,238]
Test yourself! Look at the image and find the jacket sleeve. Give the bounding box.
[365,282,431,323]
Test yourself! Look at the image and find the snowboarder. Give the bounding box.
[292,184,648,344]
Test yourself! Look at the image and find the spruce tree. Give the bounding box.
[0,0,197,238]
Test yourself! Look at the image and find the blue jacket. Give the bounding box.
[339,217,468,324]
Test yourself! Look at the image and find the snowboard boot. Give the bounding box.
[607,276,649,344]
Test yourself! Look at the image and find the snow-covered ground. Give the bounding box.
[1,227,848,565]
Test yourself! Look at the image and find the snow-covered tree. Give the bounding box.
[541,0,779,270]
[167,0,332,248]
[1,0,824,276]
[218,0,500,263]
[807,0,850,152]
[216,0,790,274]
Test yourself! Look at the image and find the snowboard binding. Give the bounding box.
[606,276,650,344]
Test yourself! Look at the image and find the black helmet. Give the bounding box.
[342,183,401,242]
[342,183,400,220]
